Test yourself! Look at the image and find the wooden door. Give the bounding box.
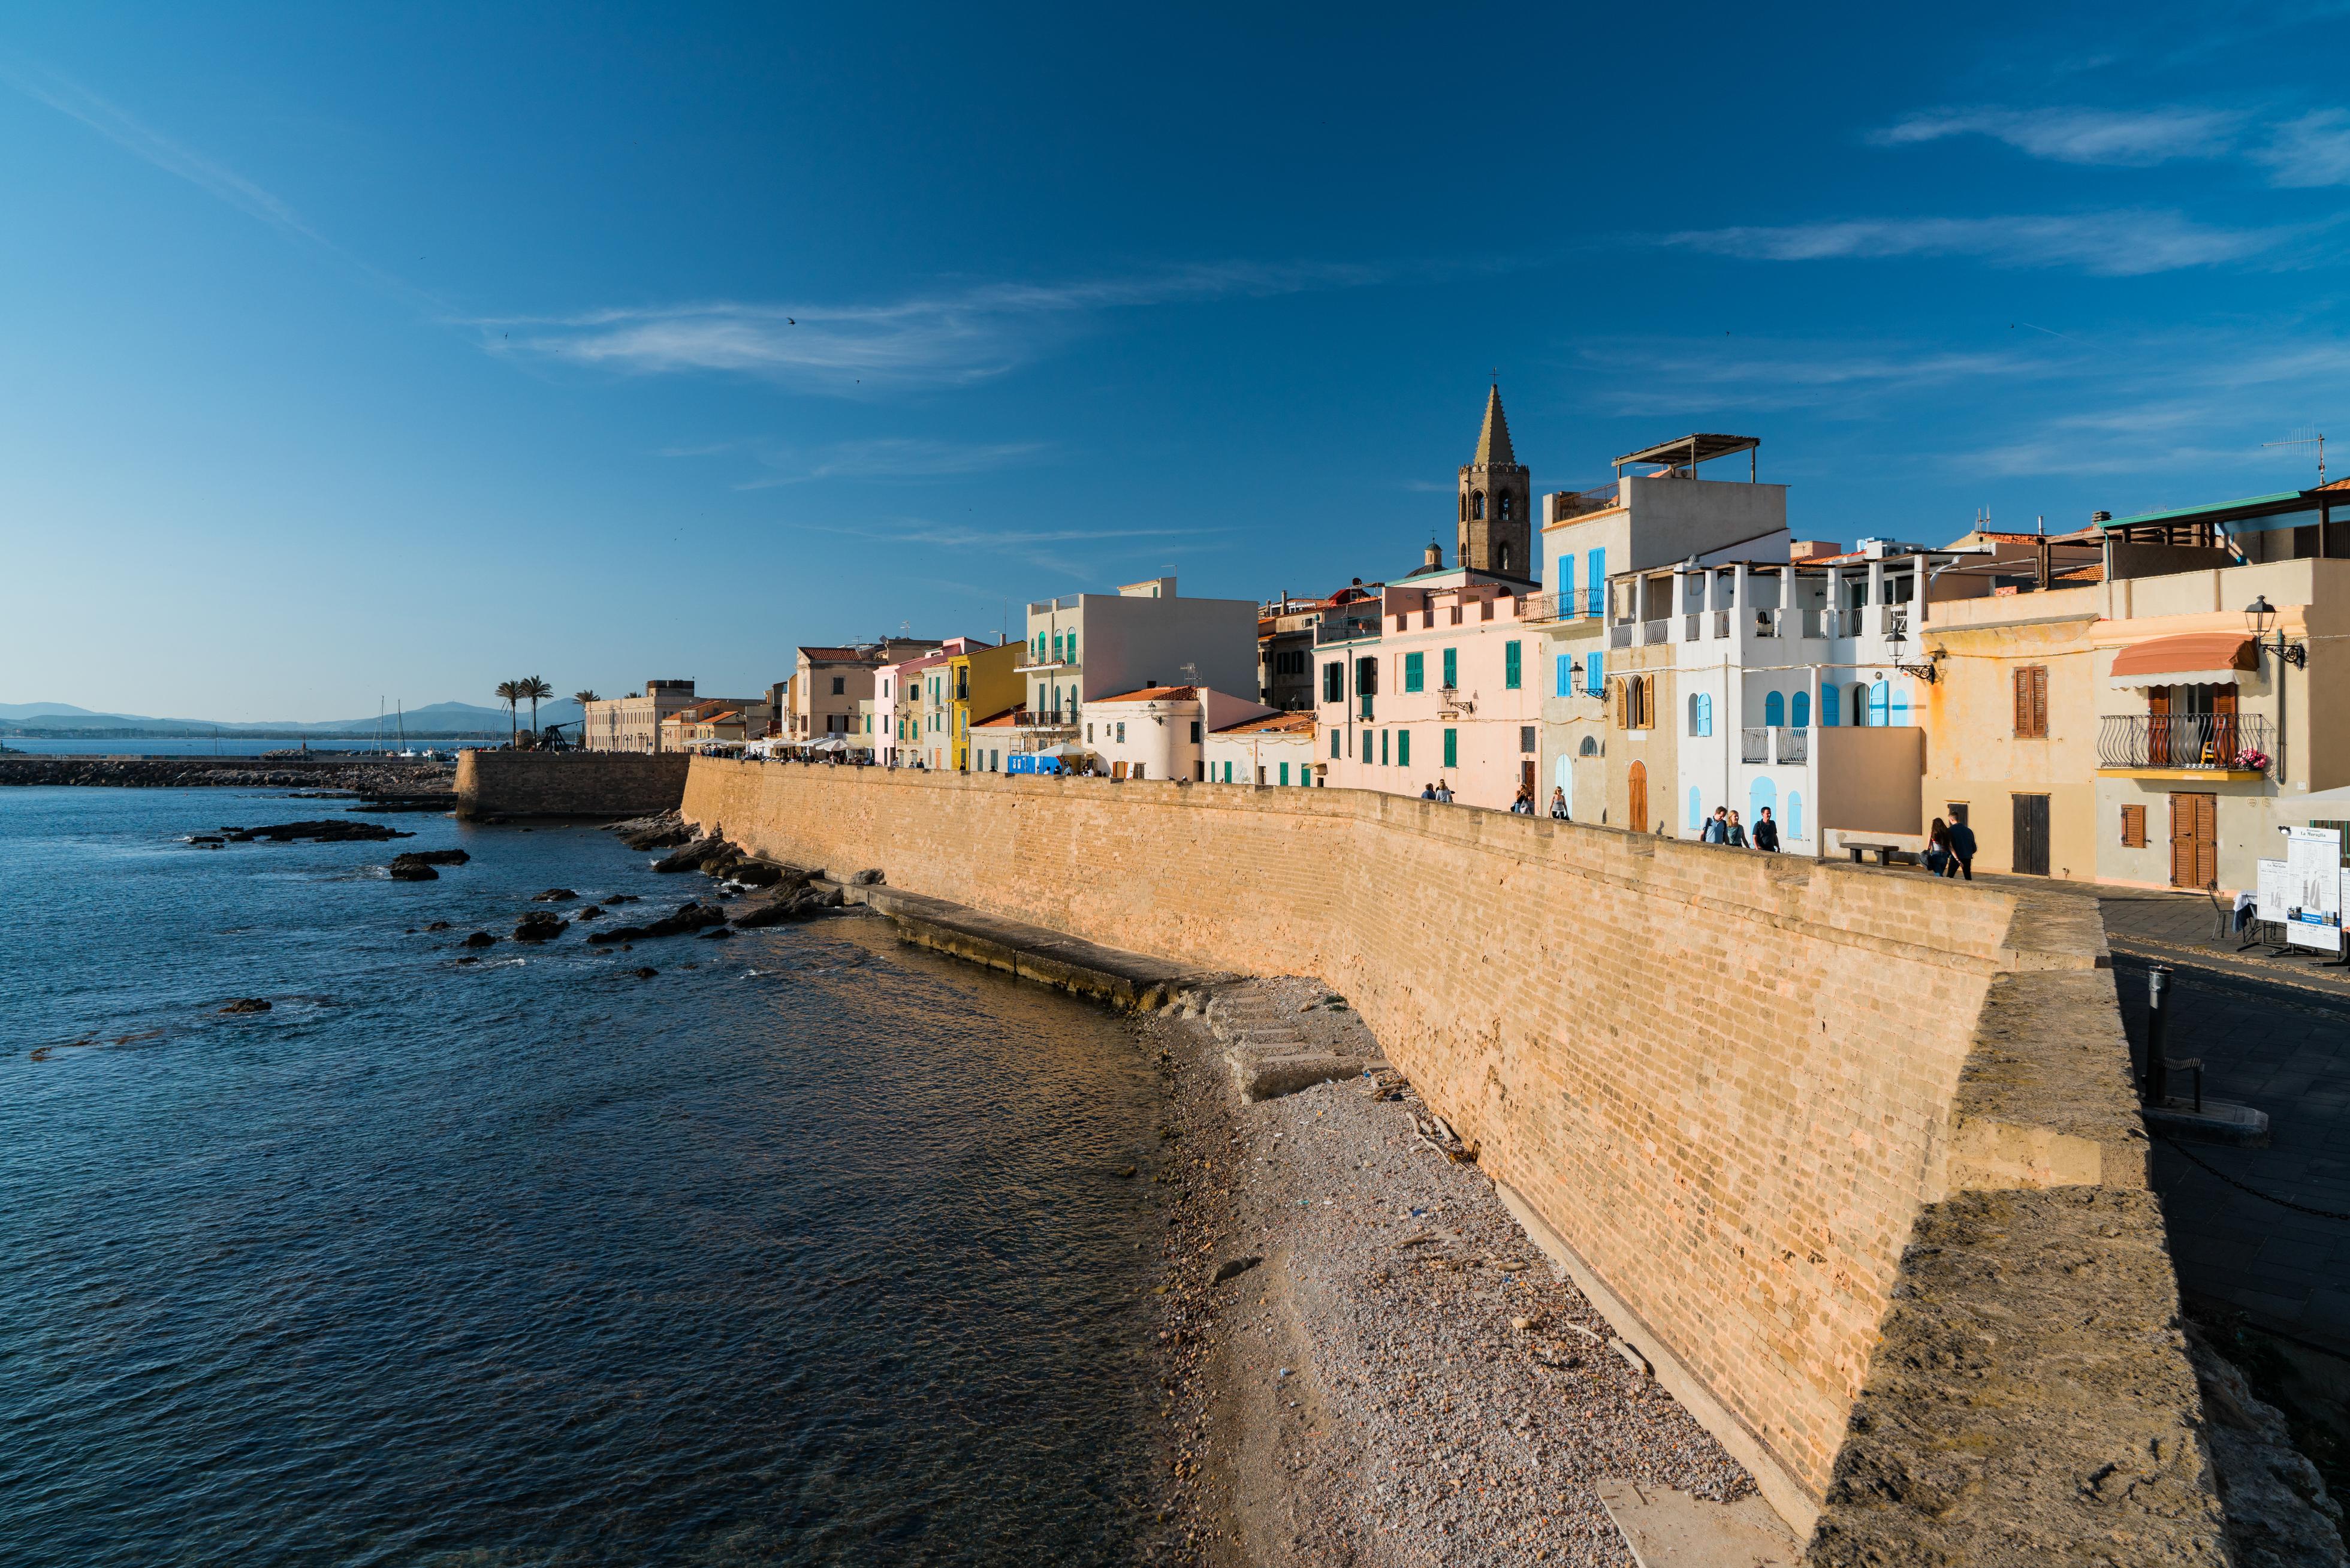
[2169,792,2216,889]
[1628,761,1648,834]
[2212,686,2238,765]
[1521,759,1536,800]
[2147,685,2171,765]
[2012,793,2050,876]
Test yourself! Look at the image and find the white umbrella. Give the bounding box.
[810,735,849,752]
[2285,786,2350,818]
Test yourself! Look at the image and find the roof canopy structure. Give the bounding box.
[1613,433,1760,479]
[2099,484,2346,544]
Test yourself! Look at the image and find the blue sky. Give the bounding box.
[5,2,2348,720]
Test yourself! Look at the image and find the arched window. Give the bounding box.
[1579,735,1598,756]
[1851,683,1869,726]
[1749,775,1777,830]
[1688,692,1711,737]
[1787,791,1805,840]
[1820,685,1839,727]
[1499,492,1512,520]
[1688,786,1703,833]
[1472,491,1486,520]
[1763,691,1785,728]
[1498,541,1513,573]
[1791,690,1811,729]
[1868,678,1891,727]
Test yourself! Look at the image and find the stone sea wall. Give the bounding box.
[680,759,2223,1561]
[454,750,689,819]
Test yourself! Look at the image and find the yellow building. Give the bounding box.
[948,641,1025,771]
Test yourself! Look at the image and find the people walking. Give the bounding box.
[1725,810,1749,849]
[1945,814,1977,881]
[1752,806,1779,852]
[1704,806,1729,844]
[1549,786,1570,821]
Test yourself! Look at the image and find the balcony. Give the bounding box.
[1684,612,1703,641]
[1610,622,1634,649]
[2097,714,2274,776]
[1641,618,1669,646]
[1741,726,1769,764]
[1775,727,1808,764]
[1315,616,1383,646]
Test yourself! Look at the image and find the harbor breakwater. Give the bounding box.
[668,757,2224,1563]
[0,755,452,793]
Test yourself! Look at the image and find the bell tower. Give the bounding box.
[1458,384,1531,578]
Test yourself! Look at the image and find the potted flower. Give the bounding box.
[2234,747,2271,773]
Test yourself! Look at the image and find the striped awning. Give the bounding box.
[2109,632,2256,689]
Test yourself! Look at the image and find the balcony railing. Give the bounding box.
[1684,612,1703,641]
[1714,610,1730,640]
[1641,619,1669,645]
[1522,592,1559,623]
[1741,726,1770,764]
[1314,616,1383,646]
[1775,727,1809,764]
[2098,714,2274,772]
[1610,622,1634,649]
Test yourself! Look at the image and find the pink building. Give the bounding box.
[1313,542,1545,810]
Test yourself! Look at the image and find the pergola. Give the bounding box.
[1613,433,1761,481]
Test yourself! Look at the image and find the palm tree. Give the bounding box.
[520,676,554,744]
[494,680,523,747]
[572,690,600,750]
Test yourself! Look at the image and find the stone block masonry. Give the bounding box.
[681,759,2226,1562]
[454,750,689,819]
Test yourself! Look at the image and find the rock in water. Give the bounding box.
[512,912,568,943]
[651,838,726,873]
[387,861,438,881]
[532,888,576,902]
[632,966,659,979]
[698,927,731,940]
[218,997,273,1014]
[226,819,412,844]
[405,849,470,866]
[461,931,497,948]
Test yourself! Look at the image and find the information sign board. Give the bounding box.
[2285,826,2344,951]
[2257,858,2291,927]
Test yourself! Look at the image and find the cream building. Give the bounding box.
[1203,710,1319,787]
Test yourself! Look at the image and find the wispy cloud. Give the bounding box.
[1872,105,2240,165]
[1580,339,2043,417]
[2254,109,2350,187]
[735,439,1051,489]
[1660,210,2290,275]
[482,261,1386,391]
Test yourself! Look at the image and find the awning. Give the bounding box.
[2109,632,2256,689]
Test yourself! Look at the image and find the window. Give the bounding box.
[1504,641,1522,689]
[1585,652,1603,696]
[1066,633,1076,662]
[1397,729,1410,767]
[1853,683,1871,726]
[1499,491,1512,521]
[2119,804,2147,846]
[1585,549,1604,617]
[1323,661,1344,702]
[2013,665,2049,738]
[1579,736,1598,756]
[1472,491,1485,520]
[1763,691,1785,728]
[1190,720,1201,743]
[1331,729,1341,759]
[1821,684,1841,727]
[1380,729,1389,766]
[1442,648,1458,688]
[1115,722,1126,743]
[1404,652,1425,692]
[1443,728,1458,768]
[1519,725,1536,754]
[831,676,846,695]
[1688,692,1712,737]
[1498,541,1513,573]
[1620,675,1654,730]
[1791,690,1811,729]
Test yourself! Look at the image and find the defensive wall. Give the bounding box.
[454,749,689,819]
[682,757,2225,1563]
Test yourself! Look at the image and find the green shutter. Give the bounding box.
[1398,729,1410,767]
[1504,641,1522,689]
[1443,728,1458,768]
[1443,648,1458,688]
[1404,652,1423,692]
[1279,762,1290,785]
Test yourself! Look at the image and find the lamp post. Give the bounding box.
[2245,595,2307,668]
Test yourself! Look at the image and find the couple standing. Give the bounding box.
[1702,804,1780,852]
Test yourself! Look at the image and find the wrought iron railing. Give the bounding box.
[1641,619,1669,645]
[2097,714,2273,772]
[1741,726,1770,764]
[1522,593,1560,623]
[1314,616,1383,646]
[1609,622,1634,649]
[1775,727,1809,764]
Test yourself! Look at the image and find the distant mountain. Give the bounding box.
[1,698,585,735]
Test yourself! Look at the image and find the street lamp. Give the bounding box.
[2245,595,2308,668]
[1886,610,1941,683]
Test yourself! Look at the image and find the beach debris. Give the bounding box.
[1211,1256,1263,1286]
[218,998,272,1014]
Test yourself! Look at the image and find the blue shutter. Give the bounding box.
[1791,690,1811,729]
[1559,552,1576,614]
[1764,691,1785,728]
[1788,792,1805,840]
[1586,548,1604,616]
[1555,655,1571,696]
[1585,652,1603,695]
[1821,685,1841,726]
[1688,786,1702,832]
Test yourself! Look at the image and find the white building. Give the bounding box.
[1621,541,1968,856]
[1089,685,1275,780]
[1203,710,1319,788]
[1012,577,1261,759]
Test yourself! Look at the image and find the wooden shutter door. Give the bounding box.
[1628,762,1648,833]
[2194,793,2218,889]
[2169,793,2195,887]
[2213,685,2238,762]
[2031,667,2048,737]
[2013,668,2032,734]
[2148,685,2171,765]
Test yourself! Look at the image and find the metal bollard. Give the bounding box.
[2146,964,2173,1104]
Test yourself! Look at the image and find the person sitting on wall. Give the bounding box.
[1434,781,1455,803]
[1420,783,1437,800]
[1549,786,1570,821]
[1510,786,1533,815]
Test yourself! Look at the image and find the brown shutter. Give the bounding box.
[2195,792,2218,888]
[2121,804,2146,848]
[2031,667,2048,738]
[2170,794,2194,886]
[2014,667,2032,735]
[2149,685,2171,766]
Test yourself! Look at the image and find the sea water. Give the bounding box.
[0,788,1165,1565]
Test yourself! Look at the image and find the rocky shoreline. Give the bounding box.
[0,755,455,794]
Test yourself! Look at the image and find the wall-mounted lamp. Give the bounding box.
[2246,595,2308,668]
[1886,612,1942,683]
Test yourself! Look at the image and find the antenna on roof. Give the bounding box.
[2262,427,2326,487]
